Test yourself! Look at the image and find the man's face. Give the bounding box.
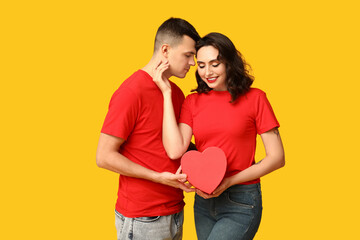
[166,35,196,78]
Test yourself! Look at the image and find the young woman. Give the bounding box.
[153,32,285,240]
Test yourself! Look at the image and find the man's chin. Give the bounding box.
[174,73,187,79]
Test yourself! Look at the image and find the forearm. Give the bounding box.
[162,91,188,158]
[97,149,159,182]
[228,128,286,185]
[202,153,285,198]
[96,140,191,191]
[228,154,285,186]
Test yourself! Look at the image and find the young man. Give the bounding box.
[96,18,200,240]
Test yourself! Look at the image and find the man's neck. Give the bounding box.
[141,61,155,78]
[142,55,171,79]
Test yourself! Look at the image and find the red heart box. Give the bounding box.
[181,147,227,194]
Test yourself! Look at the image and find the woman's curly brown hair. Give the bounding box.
[193,32,254,102]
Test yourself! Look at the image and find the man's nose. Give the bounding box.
[189,56,195,66]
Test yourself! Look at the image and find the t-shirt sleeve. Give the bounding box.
[255,91,280,134]
[101,87,139,140]
[179,94,193,128]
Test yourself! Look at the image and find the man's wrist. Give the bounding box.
[149,171,161,183]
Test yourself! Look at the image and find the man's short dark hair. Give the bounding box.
[154,17,200,51]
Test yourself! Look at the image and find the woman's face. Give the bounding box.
[196,46,227,91]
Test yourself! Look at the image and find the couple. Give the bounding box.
[96,18,285,240]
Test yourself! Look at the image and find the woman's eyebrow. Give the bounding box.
[197,59,219,64]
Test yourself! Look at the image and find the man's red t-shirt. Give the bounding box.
[180,88,279,184]
[101,70,185,218]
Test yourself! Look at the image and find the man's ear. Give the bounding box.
[160,44,170,58]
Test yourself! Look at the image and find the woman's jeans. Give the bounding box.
[194,183,262,240]
[115,210,183,240]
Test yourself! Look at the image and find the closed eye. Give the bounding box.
[198,63,220,69]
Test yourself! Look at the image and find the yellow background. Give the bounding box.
[1,0,359,239]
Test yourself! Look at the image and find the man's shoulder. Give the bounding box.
[112,70,154,98]
[119,70,150,89]
[109,70,145,100]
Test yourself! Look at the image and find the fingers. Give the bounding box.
[154,59,163,70]
[152,59,172,94]
[211,192,220,198]
[161,172,195,192]
[212,187,224,197]
[185,181,193,188]
[158,62,169,76]
[179,182,195,193]
[155,59,167,69]
[175,173,187,183]
[154,60,169,72]
[195,189,206,198]
[153,60,169,86]
[183,182,193,188]
[155,59,162,69]
[175,166,182,175]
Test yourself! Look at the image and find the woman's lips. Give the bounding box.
[207,77,217,83]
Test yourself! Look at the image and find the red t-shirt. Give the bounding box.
[101,70,185,217]
[179,88,279,184]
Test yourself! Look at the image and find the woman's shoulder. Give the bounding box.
[246,88,266,96]
[241,88,267,102]
[184,92,200,100]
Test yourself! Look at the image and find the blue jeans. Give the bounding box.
[194,183,262,240]
[115,210,183,240]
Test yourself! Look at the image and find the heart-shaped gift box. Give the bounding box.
[181,147,227,194]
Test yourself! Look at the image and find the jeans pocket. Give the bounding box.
[173,210,184,231]
[115,210,125,220]
[134,216,161,223]
[115,210,125,236]
[226,192,255,209]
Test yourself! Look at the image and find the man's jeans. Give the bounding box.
[194,183,262,240]
[115,210,183,240]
